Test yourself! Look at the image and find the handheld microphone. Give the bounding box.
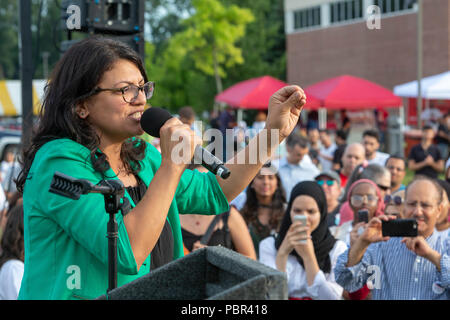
[140,107,231,179]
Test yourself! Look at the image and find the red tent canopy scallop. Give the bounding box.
[215,75,321,110]
[304,75,402,109]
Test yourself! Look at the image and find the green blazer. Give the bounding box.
[18,138,229,300]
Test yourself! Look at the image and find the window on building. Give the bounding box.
[373,0,417,14]
[293,6,321,30]
[330,0,363,24]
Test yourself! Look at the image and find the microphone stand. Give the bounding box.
[49,172,130,294]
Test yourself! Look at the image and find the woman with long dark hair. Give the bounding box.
[239,164,286,257]
[16,36,307,299]
[259,181,347,300]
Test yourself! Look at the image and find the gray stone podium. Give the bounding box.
[97,246,287,300]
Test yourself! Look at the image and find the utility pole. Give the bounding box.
[19,0,33,146]
[417,0,423,129]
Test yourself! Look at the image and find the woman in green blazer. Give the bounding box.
[16,37,307,299]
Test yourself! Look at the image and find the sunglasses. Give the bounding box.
[377,184,391,192]
[317,180,336,186]
[384,194,403,205]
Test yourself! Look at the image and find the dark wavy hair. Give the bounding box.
[16,37,148,193]
[0,203,24,269]
[240,164,286,233]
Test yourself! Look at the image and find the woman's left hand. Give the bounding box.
[265,85,307,141]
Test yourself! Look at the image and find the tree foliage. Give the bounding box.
[0,0,286,115]
[0,0,65,80]
[171,0,254,93]
[145,0,286,114]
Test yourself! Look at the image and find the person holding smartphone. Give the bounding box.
[16,37,307,300]
[331,179,384,247]
[334,176,450,300]
[259,181,347,300]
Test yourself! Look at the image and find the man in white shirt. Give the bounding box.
[318,129,337,172]
[363,129,389,166]
[272,133,320,200]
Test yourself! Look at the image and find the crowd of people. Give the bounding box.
[0,37,449,300]
[172,104,450,300]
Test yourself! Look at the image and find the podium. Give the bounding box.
[97,246,287,300]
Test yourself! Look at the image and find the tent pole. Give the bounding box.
[399,105,405,158]
[237,109,243,125]
[319,108,326,130]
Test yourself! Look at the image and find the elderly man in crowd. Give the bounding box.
[339,143,366,188]
[334,176,449,300]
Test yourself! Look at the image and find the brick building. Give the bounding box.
[284,0,450,90]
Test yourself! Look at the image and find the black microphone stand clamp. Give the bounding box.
[49,172,130,294]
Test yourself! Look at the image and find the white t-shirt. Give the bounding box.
[0,259,24,300]
[319,143,337,171]
[367,151,390,167]
[259,237,347,299]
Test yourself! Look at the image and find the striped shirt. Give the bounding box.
[334,231,450,300]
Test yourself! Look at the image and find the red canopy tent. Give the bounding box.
[215,75,321,110]
[304,75,402,109]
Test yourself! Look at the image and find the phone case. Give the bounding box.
[293,215,307,226]
[293,215,307,243]
[381,219,418,237]
[358,210,369,223]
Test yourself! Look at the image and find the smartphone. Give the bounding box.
[293,215,308,244]
[382,219,418,237]
[357,209,369,224]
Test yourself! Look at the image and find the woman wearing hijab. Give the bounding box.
[331,179,384,246]
[259,181,347,300]
[330,178,384,300]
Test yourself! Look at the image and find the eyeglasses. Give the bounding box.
[384,194,403,205]
[90,81,154,103]
[317,180,335,186]
[350,194,379,207]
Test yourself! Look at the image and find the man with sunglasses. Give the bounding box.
[315,171,342,227]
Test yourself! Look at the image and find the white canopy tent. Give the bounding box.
[393,71,450,99]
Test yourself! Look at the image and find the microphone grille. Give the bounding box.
[140,107,173,138]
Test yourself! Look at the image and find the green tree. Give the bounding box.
[222,0,286,85]
[168,0,254,94]
[0,0,19,79]
[0,0,65,80]
[145,0,193,56]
